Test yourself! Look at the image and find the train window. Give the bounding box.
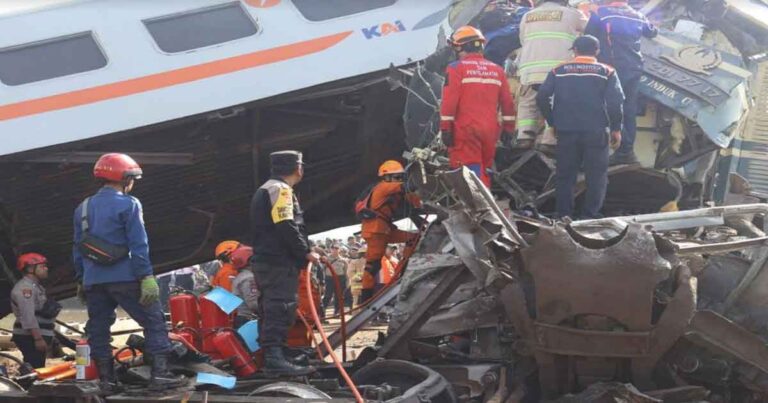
[144,2,258,54]
[291,0,397,21]
[0,32,107,86]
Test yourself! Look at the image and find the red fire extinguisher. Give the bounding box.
[75,339,98,380]
[169,290,201,329]
[211,329,258,377]
[199,294,233,329]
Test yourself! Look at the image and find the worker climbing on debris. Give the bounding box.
[536,36,624,219]
[250,150,317,376]
[210,240,242,292]
[358,160,421,303]
[515,0,588,151]
[586,0,657,165]
[440,26,516,187]
[11,253,60,369]
[229,246,259,329]
[479,1,532,67]
[73,153,186,394]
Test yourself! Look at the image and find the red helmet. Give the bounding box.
[230,246,253,270]
[93,153,143,182]
[17,253,48,271]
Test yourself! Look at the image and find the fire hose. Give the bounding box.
[305,263,364,403]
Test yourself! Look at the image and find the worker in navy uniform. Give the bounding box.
[536,36,624,219]
[73,153,185,393]
[11,253,60,369]
[250,150,318,376]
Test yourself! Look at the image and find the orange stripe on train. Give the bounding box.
[0,31,352,121]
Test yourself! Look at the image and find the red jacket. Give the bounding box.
[440,53,516,134]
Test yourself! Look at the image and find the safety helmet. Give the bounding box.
[93,153,143,182]
[448,26,486,47]
[378,160,405,177]
[230,246,253,270]
[17,253,48,272]
[215,240,241,261]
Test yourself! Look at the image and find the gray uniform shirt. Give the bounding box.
[11,276,53,337]
[232,270,260,318]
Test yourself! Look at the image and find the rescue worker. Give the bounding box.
[11,253,60,368]
[250,150,317,376]
[359,160,421,303]
[440,26,516,187]
[73,153,185,393]
[535,36,624,219]
[479,2,531,67]
[585,0,657,165]
[230,246,259,329]
[210,240,242,291]
[516,0,588,150]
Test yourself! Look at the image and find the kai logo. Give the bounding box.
[362,21,407,39]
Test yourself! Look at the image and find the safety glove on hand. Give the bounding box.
[139,276,160,306]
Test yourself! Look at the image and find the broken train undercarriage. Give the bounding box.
[370,163,768,402]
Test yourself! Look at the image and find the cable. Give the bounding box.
[305,263,364,403]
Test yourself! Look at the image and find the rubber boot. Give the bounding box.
[264,347,315,377]
[94,358,122,395]
[148,353,187,392]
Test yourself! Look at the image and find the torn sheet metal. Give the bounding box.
[640,31,751,147]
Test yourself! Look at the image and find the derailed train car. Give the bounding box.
[401,0,768,216]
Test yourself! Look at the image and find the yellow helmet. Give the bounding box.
[215,240,241,261]
[378,160,405,177]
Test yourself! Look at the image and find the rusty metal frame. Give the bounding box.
[533,322,651,357]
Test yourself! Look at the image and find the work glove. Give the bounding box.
[139,276,160,306]
[76,282,87,305]
[441,130,454,147]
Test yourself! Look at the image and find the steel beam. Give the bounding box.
[378,266,468,359]
[17,152,194,165]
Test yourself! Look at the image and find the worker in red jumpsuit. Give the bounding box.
[440,25,516,187]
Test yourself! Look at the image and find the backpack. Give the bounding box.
[354,183,379,220]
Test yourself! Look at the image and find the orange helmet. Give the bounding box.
[449,26,486,47]
[17,253,47,272]
[230,246,253,270]
[215,240,241,262]
[378,160,405,177]
[93,153,143,182]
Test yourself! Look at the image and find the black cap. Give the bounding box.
[269,150,303,169]
[571,35,600,55]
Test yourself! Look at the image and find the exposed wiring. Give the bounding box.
[305,263,364,403]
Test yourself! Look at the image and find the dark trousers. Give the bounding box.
[616,70,641,156]
[322,275,335,316]
[12,335,51,368]
[555,131,609,219]
[252,261,298,348]
[85,282,172,360]
[322,275,347,315]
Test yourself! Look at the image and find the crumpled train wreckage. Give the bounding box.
[373,162,768,402]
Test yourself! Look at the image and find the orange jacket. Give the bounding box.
[211,263,237,292]
[380,256,396,284]
[360,181,421,237]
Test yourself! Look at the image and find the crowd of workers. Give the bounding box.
[7,0,657,393]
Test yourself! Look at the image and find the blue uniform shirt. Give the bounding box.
[73,187,153,286]
[536,56,625,134]
[585,1,658,73]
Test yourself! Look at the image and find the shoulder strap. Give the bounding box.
[80,198,90,233]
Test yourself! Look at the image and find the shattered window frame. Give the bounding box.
[0,31,107,86]
[290,0,398,22]
[143,2,259,54]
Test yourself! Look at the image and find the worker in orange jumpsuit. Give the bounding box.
[440,26,516,187]
[359,160,421,303]
[210,240,242,291]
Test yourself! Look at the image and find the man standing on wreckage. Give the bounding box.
[73,153,186,394]
[250,150,318,376]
